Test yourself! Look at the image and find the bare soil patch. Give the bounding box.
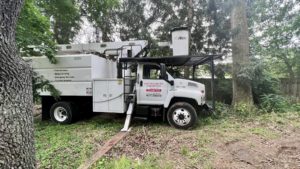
[214,131,300,169]
[107,114,300,169]
[108,126,202,168]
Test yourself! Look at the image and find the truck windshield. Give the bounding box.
[167,66,184,78]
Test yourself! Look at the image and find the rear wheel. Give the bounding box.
[50,102,74,124]
[167,102,198,129]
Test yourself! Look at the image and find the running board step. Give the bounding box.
[121,102,134,132]
[133,116,148,121]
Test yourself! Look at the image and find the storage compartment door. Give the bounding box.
[108,80,124,113]
[93,81,108,112]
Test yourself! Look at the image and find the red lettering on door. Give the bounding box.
[146,89,161,92]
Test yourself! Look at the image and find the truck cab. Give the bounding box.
[126,62,206,129]
[136,63,205,107]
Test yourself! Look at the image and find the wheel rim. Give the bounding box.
[172,108,191,126]
[53,107,68,122]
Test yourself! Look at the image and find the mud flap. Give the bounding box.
[201,104,215,116]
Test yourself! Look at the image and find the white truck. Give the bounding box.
[28,28,214,130]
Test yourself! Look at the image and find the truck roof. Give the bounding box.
[119,55,222,66]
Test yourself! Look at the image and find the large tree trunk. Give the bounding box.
[184,0,194,79]
[231,0,253,105]
[95,27,101,43]
[0,0,35,168]
[54,20,70,44]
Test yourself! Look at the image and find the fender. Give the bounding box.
[163,89,204,108]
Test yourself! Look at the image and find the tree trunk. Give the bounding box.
[95,27,101,43]
[0,0,35,168]
[184,0,194,79]
[231,0,253,106]
[102,28,110,42]
[54,20,70,44]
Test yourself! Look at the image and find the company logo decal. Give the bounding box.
[146,89,161,92]
[176,36,187,40]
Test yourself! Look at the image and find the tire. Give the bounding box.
[50,102,74,124]
[167,102,198,129]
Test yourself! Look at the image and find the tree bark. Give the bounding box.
[0,0,35,168]
[231,0,253,105]
[184,0,194,79]
[95,27,101,43]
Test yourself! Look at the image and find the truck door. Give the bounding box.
[137,64,169,105]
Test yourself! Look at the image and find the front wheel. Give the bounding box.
[167,102,198,129]
[50,102,74,124]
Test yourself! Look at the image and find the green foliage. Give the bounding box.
[214,102,231,115]
[17,0,56,63]
[155,0,231,56]
[231,58,280,104]
[35,104,300,168]
[205,59,280,105]
[215,79,232,104]
[93,0,231,56]
[81,0,119,41]
[250,59,280,104]
[108,156,132,169]
[233,103,258,117]
[38,0,81,44]
[260,94,294,113]
[96,155,159,169]
[249,127,279,139]
[205,0,231,55]
[35,116,122,168]
[235,63,255,85]
[32,73,61,103]
[214,102,258,118]
[115,0,161,43]
[180,146,189,156]
[249,0,300,79]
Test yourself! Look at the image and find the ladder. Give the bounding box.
[120,58,137,131]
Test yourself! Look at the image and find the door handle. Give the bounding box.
[140,80,143,87]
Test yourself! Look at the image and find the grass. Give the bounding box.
[35,116,122,168]
[35,110,300,169]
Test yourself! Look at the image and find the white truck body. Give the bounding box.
[29,54,118,96]
[27,40,148,113]
[93,79,125,113]
[28,53,206,113]
[27,34,211,130]
[171,28,190,56]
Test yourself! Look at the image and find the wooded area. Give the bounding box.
[0,0,299,168]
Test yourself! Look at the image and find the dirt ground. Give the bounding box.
[108,113,300,169]
[214,130,300,169]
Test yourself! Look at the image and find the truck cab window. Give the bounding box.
[143,65,161,79]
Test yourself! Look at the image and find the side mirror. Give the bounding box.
[169,80,174,86]
[160,64,174,86]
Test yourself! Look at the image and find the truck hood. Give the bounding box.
[173,79,205,91]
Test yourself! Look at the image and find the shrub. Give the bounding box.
[292,103,300,112]
[214,102,231,116]
[233,103,258,117]
[260,94,290,113]
[250,59,280,104]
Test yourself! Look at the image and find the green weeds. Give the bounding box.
[35,116,122,168]
[35,103,300,169]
